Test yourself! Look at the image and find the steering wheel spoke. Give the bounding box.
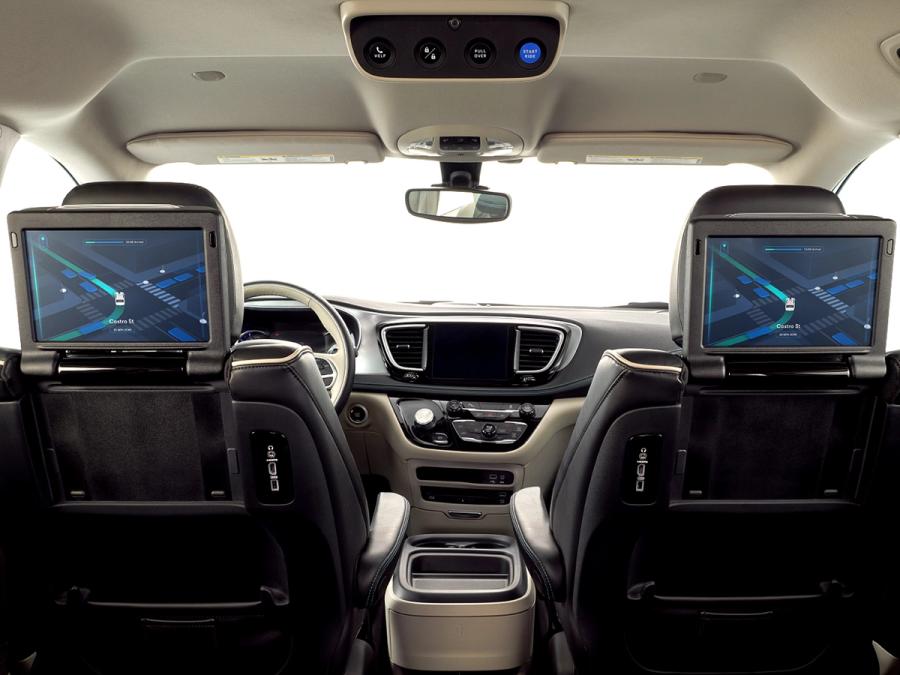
[313,351,340,392]
[243,281,354,411]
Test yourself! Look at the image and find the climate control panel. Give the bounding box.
[391,398,548,450]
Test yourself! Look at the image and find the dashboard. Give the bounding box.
[239,306,361,391]
[239,307,360,353]
[241,298,675,533]
[241,298,673,397]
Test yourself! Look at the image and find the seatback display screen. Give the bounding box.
[703,236,880,348]
[24,229,210,343]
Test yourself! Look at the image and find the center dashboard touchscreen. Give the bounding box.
[430,324,512,381]
[24,228,210,344]
[703,236,880,349]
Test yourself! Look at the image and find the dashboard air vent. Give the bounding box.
[382,324,427,371]
[515,327,564,374]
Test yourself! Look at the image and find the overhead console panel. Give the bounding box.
[341,0,568,80]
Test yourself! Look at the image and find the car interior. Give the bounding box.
[1,1,900,674]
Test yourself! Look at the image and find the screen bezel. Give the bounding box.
[683,217,895,378]
[9,207,230,376]
[22,227,211,346]
[701,234,881,350]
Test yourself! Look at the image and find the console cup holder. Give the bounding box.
[409,553,512,592]
[395,534,528,603]
[411,538,506,550]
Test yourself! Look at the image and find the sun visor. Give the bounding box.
[536,133,794,166]
[127,131,385,165]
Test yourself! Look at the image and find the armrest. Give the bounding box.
[355,492,410,611]
[510,486,565,601]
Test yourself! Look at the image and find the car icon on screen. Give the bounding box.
[785,297,796,312]
[114,291,126,307]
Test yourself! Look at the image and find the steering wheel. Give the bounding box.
[243,281,356,412]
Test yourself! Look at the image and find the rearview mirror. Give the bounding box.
[405,188,511,223]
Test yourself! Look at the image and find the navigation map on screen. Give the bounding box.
[703,237,880,348]
[25,229,209,343]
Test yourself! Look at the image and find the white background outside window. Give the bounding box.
[0,140,75,348]
[2,138,899,351]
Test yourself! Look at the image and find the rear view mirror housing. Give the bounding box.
[405,188,511,223]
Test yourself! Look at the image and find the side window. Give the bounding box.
[840,139,900,350]
[0,140,76,348]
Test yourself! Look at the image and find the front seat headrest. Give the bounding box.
[670,185,846,347]
[62,181,244,344]
[688,185,845,220]
[63,181,221,209]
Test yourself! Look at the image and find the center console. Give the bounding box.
[385,534,535,672]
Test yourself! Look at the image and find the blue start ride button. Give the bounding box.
[518,40,544,67]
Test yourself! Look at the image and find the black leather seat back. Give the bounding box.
[546,186,889,675]
[6,183,371,675]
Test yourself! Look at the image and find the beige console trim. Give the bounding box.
[386,573,535,618]
[408,458,524,515]
[343,392,582,531]
[386,576,536,671]
[344,392,583,465]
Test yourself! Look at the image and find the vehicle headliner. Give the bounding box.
[0,0,899,187]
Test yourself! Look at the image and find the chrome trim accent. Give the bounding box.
[514,326,565,375]
[380,323,428,372]
[605,351,683,374]
[447,510,485,520]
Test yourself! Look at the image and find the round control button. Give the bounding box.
[446,400,464,417]
[481,423,497,439]
[518,402,536,419]
[417,39,445,68]
[365,39,394,68]
[414,408,436,428]
[517,40,545,68]
[466,40,495,68]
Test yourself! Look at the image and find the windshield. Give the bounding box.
[150,159,771,307]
